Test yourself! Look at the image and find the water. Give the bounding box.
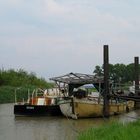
[0,104,140,140]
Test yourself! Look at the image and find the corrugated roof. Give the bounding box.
[50,72,103,84]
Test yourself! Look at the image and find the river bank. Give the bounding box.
[77,118,140,140]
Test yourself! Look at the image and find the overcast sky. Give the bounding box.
[0,0,140,80]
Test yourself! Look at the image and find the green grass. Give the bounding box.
[77,120,140,140]
[0,85,36,103]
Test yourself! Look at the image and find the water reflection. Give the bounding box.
[14,116,77,140]
[118,110,140,124]
[0,104,140,140]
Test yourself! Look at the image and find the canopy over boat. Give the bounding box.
[50,72,103,84]
[50,72,104,96]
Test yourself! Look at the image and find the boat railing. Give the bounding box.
[87,95,127,105]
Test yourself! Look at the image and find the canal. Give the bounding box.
[0,103,140,140]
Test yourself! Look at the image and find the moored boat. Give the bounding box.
[58,96,134,119]
[50,72,135,119]
[14,88,63,116]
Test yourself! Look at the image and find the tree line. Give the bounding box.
[0,69,54,103]
[93,63,140,84]
[0,68,53,88]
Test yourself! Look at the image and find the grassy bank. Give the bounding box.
[77,120,140,140]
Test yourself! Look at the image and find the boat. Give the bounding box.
[50,73,134,119]
[58,96,134,119]
[14,88,63,116]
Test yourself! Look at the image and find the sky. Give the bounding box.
[0,0,140,80]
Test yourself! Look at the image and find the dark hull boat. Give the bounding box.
[14,104,62,116]
[14,88,63,116]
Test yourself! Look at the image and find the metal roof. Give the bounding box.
[50,72,104,85]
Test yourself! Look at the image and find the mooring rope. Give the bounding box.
[63,103,80,134]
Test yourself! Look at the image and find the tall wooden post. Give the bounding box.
[134,57,139,95]
[103,45,110,117]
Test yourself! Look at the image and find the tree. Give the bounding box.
[111,64,126,83]
[93,65,103,76]
[93,63,140,84]
[125,63,135,82]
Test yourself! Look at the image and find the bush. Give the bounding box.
[0,68,55,103]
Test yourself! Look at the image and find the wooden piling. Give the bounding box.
[103,45,110,117]
[134,57,140,108]
[134,57,139,95]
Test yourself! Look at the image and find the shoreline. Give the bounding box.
[77,119,140,140]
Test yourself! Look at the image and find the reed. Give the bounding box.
[0,85,53,103]
[78,120,140,140]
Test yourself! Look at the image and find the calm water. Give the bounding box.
[0,104,140,140]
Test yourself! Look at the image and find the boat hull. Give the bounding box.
[14,104,62,116]
[59,99,134,119]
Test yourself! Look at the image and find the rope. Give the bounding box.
[65,112,80,134]
[62,102,80,134]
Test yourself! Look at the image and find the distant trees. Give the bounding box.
[0,68,53,88]
[93,63,140,83]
